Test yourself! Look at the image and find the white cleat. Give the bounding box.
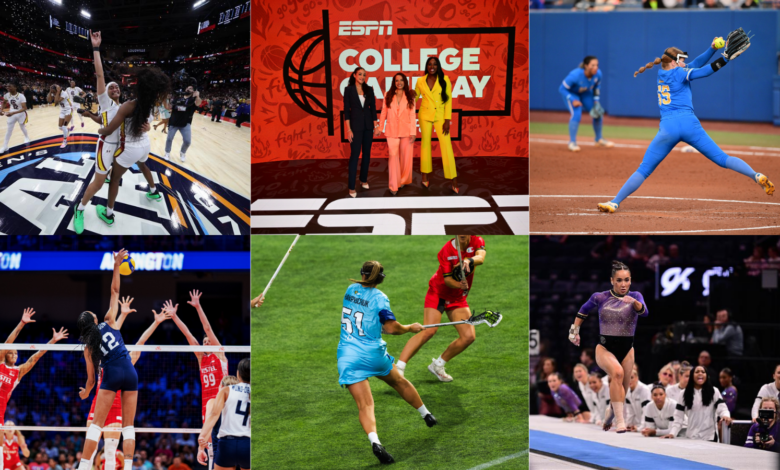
[0,147,5,155]
[180,153,186,163]
[596,139,615,148]
[568,142,581,152]
[164,152,171,161]
[428,360,453,382]
[23,138,30,145]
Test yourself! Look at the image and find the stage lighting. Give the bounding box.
[80,9,91,18]
[49,0,62,5]
[194,0,208,8]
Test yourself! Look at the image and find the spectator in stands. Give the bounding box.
[745,246,765,276]
[745,397,779,452]
[719,368,738,414]
[697,351,718,384]
[572,363,596,412]
[536,357,563,417]
[588,372,611,426]
[548,372,589,422]
[139,451,153,470]
[580,348,600,374]
[49,457,63,470]
[634,236,656,262]
[711,309,744,356]
[151,456,167,470]
[666,363,691,404]
[530,0,545,8]
[702,0,726,7]
[626,367,652,431]
[590,236,616,260]
[657,363,676,388]
[646,245,670,271]
[641,382,678,437]
[753,365,780,422]
[616,239,635,261]
[668,244,681,264]
[167,456,191,470]
[31,453,50,470]
[766,246,780,269]
[666,366,731,441]
[741,0,759,7]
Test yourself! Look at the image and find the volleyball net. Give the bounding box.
[0,344,250,435]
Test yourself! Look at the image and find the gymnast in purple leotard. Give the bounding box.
[568,260,648,434]
[547,372,590,423]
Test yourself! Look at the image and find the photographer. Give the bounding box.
[745,397,779,452]
[164,84,201,163]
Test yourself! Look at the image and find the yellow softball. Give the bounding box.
[714,37,725,49]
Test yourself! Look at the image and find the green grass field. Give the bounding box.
[531,121,780,148]
[251,236,528,470]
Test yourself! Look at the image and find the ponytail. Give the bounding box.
[350,261,385,286]
[78,311,103,371]
[634,58,662,77]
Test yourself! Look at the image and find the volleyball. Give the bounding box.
[119,254,136,276]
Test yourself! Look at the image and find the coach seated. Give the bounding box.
[745,397,779,452]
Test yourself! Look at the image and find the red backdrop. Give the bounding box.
[252,0,528,163]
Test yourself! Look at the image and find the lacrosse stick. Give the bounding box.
[252,234,300,307]
[423,309,503,329]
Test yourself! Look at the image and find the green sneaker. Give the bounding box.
[74,208,85,234]
[146,190,162,201]
[96,205,115,226]
[104,177,111,184]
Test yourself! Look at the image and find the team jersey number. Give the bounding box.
[100,332,119,355]
[235,399,250,426]
[203,372,217,388]
[657,85,671,105]
[341,307,366,336]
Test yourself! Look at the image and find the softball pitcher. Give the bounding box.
[559,56,614,152]
[599,30,773,213]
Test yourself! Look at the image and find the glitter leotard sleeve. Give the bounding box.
[553,384,582,414]
[577,290,648,337]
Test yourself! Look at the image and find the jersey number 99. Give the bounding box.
[657,85,671,106]
[203,373,216,387]
[342,307,366,336]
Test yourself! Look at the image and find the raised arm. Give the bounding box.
[687,40,720,69]
[168,300,204,363]
[18,327,69,379]
[79,348,96,400]
[104,249,128,327]
[130,307,172,365]
[90,31,106,96]
[187,290,225,362]
[115,296,137,330]
[197,386,229,464]
[0,308,36,363]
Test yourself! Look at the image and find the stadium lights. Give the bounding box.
[49,0,62,4]
[80,9,91,18]
[193,0,208,8]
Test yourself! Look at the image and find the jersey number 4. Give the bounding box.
[341,307,366,336]
[235,399,249,426]
[657,85,671,105]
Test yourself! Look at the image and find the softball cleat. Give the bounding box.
[756,173,775,196]
[597,202,618,213]
[597,139,615,148]
[568,142,581,152]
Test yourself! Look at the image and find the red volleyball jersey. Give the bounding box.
[428,236,486,302]
[200,353,228,408]
[3,437,22,469]
[88,368,123,421]
[0,364,20,424]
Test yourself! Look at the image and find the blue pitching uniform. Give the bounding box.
[337,283,397,386]
[559,67,604,144]
[611,46,758,206]
[98,322,138,392]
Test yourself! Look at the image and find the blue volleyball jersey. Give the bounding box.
[339,284,396,348]
[98,322,130,365]
[561,68,602,98]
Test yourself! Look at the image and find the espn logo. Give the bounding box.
[338,21,392,36]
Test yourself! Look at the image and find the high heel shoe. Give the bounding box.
[421,179,429,188]
[451,183,459,194]
[361,182,369,189]
[349,190,357,198]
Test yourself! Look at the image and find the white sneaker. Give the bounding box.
[164,153,170,161]
[23,138,30,144]
[180,153,186,163]
[428,360,453,382]
[596,139,615,148]
[568,142,581,152]
[0,147,5,154]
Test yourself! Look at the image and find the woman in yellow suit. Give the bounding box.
[416,56,458,194]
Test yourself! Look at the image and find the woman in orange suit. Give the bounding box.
[377,73,417,195]
[416,56,458,194]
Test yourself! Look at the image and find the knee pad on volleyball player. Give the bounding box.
[86,424,102,442]
[122,426,135,441]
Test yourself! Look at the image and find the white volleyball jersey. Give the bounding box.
[641,398,677,435]
[3,93,26,111]
[217,383,250,439]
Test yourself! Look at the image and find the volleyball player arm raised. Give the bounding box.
[167,300,204,365]
[90,30,106,97]
[188,290,226,362]
[0,308,36,364]
[129,306,172,365]
[102,249,128,329]
[197,386,230,463]
[18,327,69,380]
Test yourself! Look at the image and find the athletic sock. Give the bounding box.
[149,185,157,193]
[434,356,447,367]
[62,126,69,139]
[124,459,132,470]
[724,156,757,180]
[396,360,406,370]
[593,116,603,142]
[612,401,626,428]
[568,117,579,144]
[367,432,381,445]
[105,438,119,470]
[106,207,114,217]
[612,172,646,205]
[20,124,29,139]
[77,458,91,470]
[416,404,429,417]
[77,202,86,211]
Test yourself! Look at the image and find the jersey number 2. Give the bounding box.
[235,400,249,426]
[657,85,671,105]
[341,307,366,336]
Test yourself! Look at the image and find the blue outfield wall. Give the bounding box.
[530,11,780,122]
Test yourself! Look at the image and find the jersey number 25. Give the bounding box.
[342,307,366,336]
[657,85,671,106]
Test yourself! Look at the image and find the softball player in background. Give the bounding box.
[598,36,774,214]
[559,56,614,152]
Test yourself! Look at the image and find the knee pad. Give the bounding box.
[86,424,102,442]
[122,426,135,441]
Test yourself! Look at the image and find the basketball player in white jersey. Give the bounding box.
[0,82,31,154]
[198,358,250,470]
[72,30,161,235]
[47,83,73,148]
[167,290,228,470]
[66,80,86,129]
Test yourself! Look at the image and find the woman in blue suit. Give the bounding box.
[343,67,380,198]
